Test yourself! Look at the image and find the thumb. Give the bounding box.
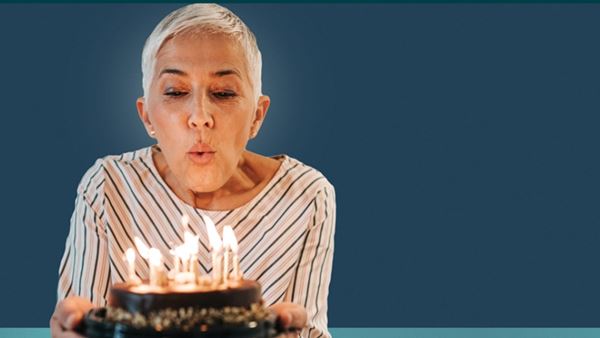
[65,311,84,330]
[278,311,293,327]
[270,303,307,329]
[287,306,307,329]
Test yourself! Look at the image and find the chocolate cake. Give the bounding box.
[80,216,281,336]
[109,280,262,315]
[82,279,278,338]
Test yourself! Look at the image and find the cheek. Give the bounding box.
[218,112,252,141]
[148,97,185,122]
[152,111,187,139]
[230,122,252,150]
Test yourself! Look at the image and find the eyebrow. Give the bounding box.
[213,69,242,79]
[159,68,187,77]
[158,68,242,79]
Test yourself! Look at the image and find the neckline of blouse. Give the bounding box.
[143,144,290,216]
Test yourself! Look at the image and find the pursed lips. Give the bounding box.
[188,143,215,154]
[187,143,216,164]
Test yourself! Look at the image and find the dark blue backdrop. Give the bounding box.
[1,3,599,327]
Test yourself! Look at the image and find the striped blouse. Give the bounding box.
[57,145,336,338]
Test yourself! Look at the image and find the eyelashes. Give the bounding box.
[163,90,238,100]
[164,90,185,97]
[212,91,237,99]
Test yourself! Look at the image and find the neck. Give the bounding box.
[152,147,280,211]
[190,153,261,209]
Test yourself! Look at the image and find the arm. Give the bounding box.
[284,184,336,338]
[52,165,110,337]
[57,188,110,305]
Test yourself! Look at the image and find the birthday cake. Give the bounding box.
[82,218,280,338]
[108,280,262,315]
[84,280,276,338]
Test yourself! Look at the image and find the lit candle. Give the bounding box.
[149,248,162,287]
[168,247,181,281]
[223,226,240,281]
[172,233,199,284]
[180,215,192,273]
[202,214,223,285]
[171,246,185,283]
[184,231,199,273]
[223,247,230,287]
[133,237,150,284]
[178,214,201,283]
[134,237,149,259]
[174,255,180,273]
[181,214,190,228]
[211,245,222,286]
[125,248,140,284]
[180,247,189,273]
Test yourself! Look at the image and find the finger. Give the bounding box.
[51,316,87,338]
[269,304,291,328]
[50,318,86,338]
[270,303,307,329]
[55,305,82,330]
[58,330,87,338]
[55,299,77,324]
[55,297,93,329]
[278,311,293,328]
[287,306,307,329]
[65,312,84,330]
[50,317,63,338]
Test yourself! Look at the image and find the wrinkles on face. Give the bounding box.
[143,33,259,198]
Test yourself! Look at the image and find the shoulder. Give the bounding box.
[275,155,335,204]
[76,146,153,201]
[278,156,336,232]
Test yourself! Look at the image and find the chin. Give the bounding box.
[186,175,225,193]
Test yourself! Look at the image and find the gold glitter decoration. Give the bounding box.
[105,303,271,331]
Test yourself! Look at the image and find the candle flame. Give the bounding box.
[149,248,162,266]
[184,231,199,254]
[202,214,222,251]
[125,248,136,264]
[222,226,238,253]
[181,214,190,230]
[172,245,187,259]
[134,237,150,259]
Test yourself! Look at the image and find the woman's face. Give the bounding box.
[137,33,269,193]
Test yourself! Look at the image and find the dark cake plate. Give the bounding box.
[82,308,288,338]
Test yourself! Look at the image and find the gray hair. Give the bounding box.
[141,3,263,99]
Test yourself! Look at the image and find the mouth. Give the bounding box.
[187,144,216,165]
[187,151,215,165]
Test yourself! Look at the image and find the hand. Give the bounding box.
[50,296,94,338]
[269,302,307,337]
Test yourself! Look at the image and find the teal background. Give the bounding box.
[1,3,600,327]
[4,328,600,338]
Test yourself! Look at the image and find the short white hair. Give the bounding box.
[141,3,263,99]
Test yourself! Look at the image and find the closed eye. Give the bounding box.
[213,91,237,99]
[164,91,186,97]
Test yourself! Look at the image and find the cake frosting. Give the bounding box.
[108,280,262,315]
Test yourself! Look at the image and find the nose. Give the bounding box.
[187,93,215,129]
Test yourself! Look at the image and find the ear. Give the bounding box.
[136,97,155,138]
[250,95,270,139]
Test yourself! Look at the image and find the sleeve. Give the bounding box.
[284,183,336,338]
[57,162,111,307]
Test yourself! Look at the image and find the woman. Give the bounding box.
[50,4,335,338]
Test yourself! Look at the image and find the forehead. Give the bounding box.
[154,33,250,81]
